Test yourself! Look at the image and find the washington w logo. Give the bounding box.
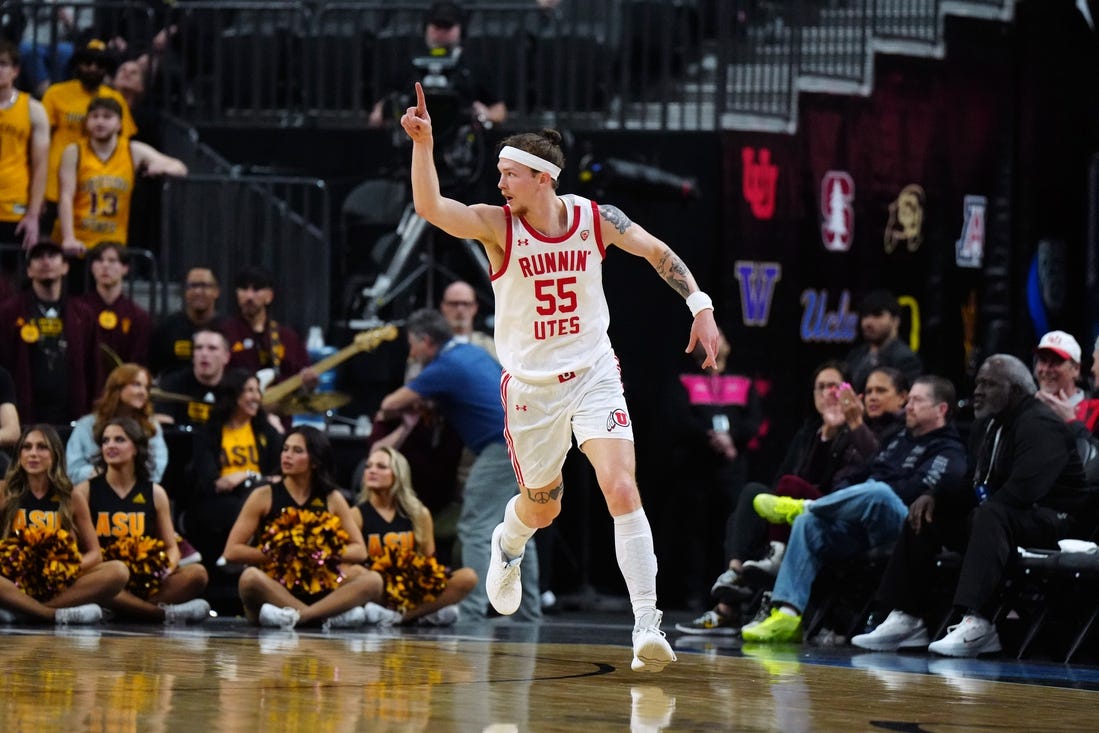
[734,261,782,327]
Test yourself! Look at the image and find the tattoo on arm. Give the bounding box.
[656,250,692,299]
[525,483,564,505]
[600,205,632,235]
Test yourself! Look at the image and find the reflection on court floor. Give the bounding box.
[1,616,1098,732]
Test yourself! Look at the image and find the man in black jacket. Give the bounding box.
[844,289,923,393]
[853,354,1093,656]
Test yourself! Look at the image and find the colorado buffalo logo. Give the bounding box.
[606,409,630,431]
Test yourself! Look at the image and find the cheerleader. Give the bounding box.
[353,446,476,626]
[222,425,382,629]
[75,417,211,623]
[0,426,128,624]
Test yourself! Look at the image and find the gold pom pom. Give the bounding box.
[259,507,349,596]
[0,527,82,601]
[369,548,448,613]
[103,534,170,599]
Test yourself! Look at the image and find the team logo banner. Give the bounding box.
[956,195,986,269]
[742,147,778,220]
[884,184,926,253]
[820,171,855,251]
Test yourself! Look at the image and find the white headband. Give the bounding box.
[499,145,561,181]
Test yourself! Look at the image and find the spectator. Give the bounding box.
[154,328,230,427]
[440,280,496,360]
[77,416,211,623]
[75,242,152,387]
[16,1,91,97]
[0,40,48,250]
[844,289,922,393]
[66,362,168,485]
[222,426,383,629]
[42,39,135,233]
[368,1,507,130]
[853,354,1094,657]
[0,425,128,625]
[185,368,283,573]
[56,96,186,254]
[149,267,221,378]
[0,365,20,474]
[221,265,316,399]
[0,240,97,423]
[742,375,967,644]
[665,329,761,610]
[1031,330,1086,419]
[1075,335,1099,434]
[350,445,477,626]
[379,309,541,622]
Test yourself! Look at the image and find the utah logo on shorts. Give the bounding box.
[605,409,630,432]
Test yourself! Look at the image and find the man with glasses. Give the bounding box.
[439,280,496,361]
[40,40,135,237]
[150,268,222,378]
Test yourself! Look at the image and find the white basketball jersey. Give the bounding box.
[491,193,613,382]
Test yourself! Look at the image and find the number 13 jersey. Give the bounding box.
[491,194,612,383]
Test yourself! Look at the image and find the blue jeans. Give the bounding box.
[771,480,907,613]
[457,441,542,621]
[19,41,74,90]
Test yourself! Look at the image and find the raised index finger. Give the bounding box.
[414,81,426,115]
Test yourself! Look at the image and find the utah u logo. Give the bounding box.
[955,195,986,269]
[733,261,782,327]
[741,147,778,220]
[821,171,855,251]
[606,409,630,431]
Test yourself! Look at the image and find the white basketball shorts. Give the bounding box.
[500,350,634,490]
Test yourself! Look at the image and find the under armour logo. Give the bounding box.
[515,404,528,411]
[517,238,530,246]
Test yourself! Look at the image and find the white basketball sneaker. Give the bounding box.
[631,608,677,672]
[486,524,523,616]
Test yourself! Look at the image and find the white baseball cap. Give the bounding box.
[1036,330,1082,363]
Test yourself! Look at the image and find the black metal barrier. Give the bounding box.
[3,1,1016,132]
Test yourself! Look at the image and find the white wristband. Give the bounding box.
[686,291,713,317]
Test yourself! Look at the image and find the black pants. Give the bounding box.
[875,500,1075,618]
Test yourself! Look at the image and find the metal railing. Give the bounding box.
[4,1,1016,132]
[158,117,332,333]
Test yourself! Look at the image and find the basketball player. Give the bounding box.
[56,96,186,253]
[400,82,720,672]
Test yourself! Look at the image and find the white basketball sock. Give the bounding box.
[613,507,659,616]
[500,495,536,559]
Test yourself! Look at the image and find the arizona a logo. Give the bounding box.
[955,195,986,269]
[821,171,855,252]
[742,147,778,220]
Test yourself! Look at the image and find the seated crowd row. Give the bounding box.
[678,306,1099,660]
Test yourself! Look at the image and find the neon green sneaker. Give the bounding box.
[740,608,802,643]
[752,494,807,525]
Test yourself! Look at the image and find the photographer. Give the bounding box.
[368,2,507,131]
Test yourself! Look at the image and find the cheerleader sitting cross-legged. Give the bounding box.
[0,425,129,625]
[352,446,476,627]
[222,426,383,630]
[76,417,211,624]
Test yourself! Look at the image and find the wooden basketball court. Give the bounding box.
[1,611,1097,731]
